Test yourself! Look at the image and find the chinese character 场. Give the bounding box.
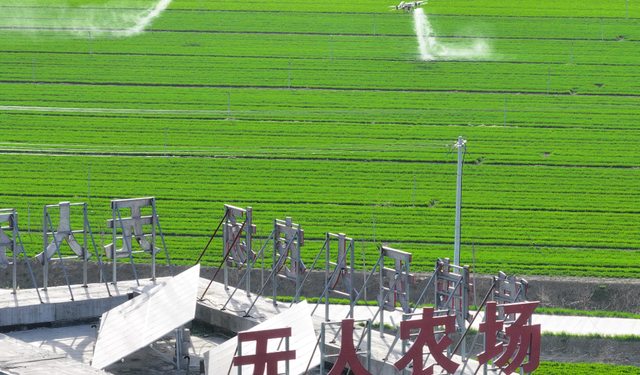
[478,301,541,374]
[327,319,372,375]
[393,307,460,375]
[233,327,296,375]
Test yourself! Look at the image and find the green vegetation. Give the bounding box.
[535,362,640,374]
[0,0,639,281]
[543,332,640,342]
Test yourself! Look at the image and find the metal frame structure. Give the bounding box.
[434,258,472,332]
[0,208,41,302]
[222,205,256,295]
[295,232,357,322]
[105,197,173,285]
[220,217,305,317]
[492,271,529,319]
[38,201,111,299]
[39,202,92,289]
[378,246,414,337]
[272,217,305,304]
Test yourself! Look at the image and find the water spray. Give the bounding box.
[413,8,489,61]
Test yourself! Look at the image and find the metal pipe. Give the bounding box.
[196,209,228,264]
[115,205,140,286]
[45,212,74,300]
[200,219,246,299]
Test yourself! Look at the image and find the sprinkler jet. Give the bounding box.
[389,1,426,12]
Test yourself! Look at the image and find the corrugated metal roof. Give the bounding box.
[91,265,200,370]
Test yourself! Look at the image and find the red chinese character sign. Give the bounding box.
[327,319,371,375]
[479,301,541,374]
[394,307,459,375]
[233,327,296,375]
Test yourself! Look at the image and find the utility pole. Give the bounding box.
[453,136,466,269]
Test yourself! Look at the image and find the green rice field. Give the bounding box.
[0,0,639,280]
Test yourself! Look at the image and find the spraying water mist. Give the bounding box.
[0,0,173,37]
[413,8,489,60]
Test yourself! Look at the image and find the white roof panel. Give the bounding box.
[204,300,320,375]
[91,265,200,369]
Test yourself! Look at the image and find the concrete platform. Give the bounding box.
[0,332,104,374]
[0,278,169,328]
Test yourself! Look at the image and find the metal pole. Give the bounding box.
[164,127,167,156]
[43,206,48,289]
[330,35,333,59]
[374,13,376,36]
[571,42,573,64]
[413,175,415,206]
[504,98,506,126]
[89,31,92,55]
[372,212,375,243]
[547,67,550,94]
[601,18,604,40]
[454,136,464,268]
[83,204,88,286]
[362,234,366,302]
[227,92,231,120]
[288,61,291,89]
[32,58,35,86]
[200,0,202,10]
[246,207,252,296]
[626,0,628,18]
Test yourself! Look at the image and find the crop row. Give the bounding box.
[5,0,639,18]
[2,82,640,129]
[2,51,640,95]
[2,110,640,168]
[0,154,638,252]
[5,8,639,41]
[1,153,639,212]
[3,30,640,67]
